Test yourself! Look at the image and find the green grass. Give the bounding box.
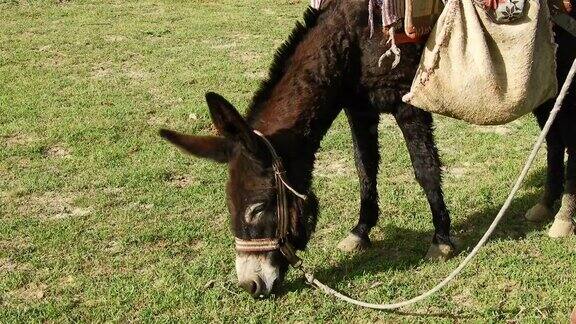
[1,0,575,322]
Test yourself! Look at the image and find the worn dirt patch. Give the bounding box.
[0,238,33,254]
[37,45,52,52]
[16,157,32,167]
[210,42,237,50]
[91,67,112,79]
[148,87,183,107]
[146,114,167,126]
[168,174,194,188]
[43,144,71,158]
[17,192,91,219]
[243,70,267,80]
[57,275,78,289]
[313,151,355,178]
[104,35,127,42]
[473,125,512,135]
[104,240,124,255]
[123,66,149,80]
[452,289,478,309]
[43,52,67,68]
[0,258,17,272]
[231,32,256,41]
[231,51,261,63]
[3,133,34,146]
[8,283,47,302]
[53,207,92,219]
[127,201,154,211]
[442,162,472,179]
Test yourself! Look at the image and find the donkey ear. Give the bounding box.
[205,92,259,152]
[159,129,232,163]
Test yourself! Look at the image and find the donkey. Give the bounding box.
[161,0,453,297]
[525,10,576,237]
[161,0,574,297]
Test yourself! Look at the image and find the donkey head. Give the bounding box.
[160,92,318,297]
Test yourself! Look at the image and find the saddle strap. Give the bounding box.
[553,12,576,37]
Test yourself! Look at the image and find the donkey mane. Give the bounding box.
[246,7,321,123]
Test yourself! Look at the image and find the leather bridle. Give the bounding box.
[234,130,307,267]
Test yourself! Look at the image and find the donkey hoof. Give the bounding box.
[548,217,575,238]
[337,233,370,252]
[525,203,553,222]
[425,243,454,261]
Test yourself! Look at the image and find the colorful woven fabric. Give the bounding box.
[476,0,527,23]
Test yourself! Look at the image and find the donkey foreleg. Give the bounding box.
[337,107,381,252]
[393,104,454,260]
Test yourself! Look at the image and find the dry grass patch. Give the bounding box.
[473,125,513,135]
[43,144,71,158]
[2,133,34,146]
[15,191,91,220]
[313,150,355,178]
[103,35,127,42]
[243,70,267,80]
[5,283,47,303]
[123,66,149,80]
[231,50,261,63]
[0,258,18,272]
[167,174,195,188]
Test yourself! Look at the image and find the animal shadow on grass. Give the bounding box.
[277,167,550,316]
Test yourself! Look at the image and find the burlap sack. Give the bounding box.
[402,0,558,125]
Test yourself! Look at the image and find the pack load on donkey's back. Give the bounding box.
[314,0,574,125]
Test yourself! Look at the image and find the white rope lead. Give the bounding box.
[303,57,576,310]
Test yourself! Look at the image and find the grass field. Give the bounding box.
[1,0,575,322]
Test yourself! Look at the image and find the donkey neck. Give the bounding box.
[246,10,351,190]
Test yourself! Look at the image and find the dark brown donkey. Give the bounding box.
[161,1,454,297]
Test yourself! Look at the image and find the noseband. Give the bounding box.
[234,130,307,267]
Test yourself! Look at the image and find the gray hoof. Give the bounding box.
[425,243,455,261]
[337,233,370,252]
[525,203,553,222]
[548,217,575,238]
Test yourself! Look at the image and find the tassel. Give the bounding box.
[378,26,401,69]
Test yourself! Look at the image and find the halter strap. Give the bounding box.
[253,130,307,200]
[234,238,279,253]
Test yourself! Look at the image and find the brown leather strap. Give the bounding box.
[394,32,428,44]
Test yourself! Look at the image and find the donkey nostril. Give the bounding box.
[239,280,255,295]
[239,278,264,297]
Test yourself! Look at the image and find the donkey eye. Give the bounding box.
[244,202,266,224]
[252,202,266,215]
[246,202,265,217]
